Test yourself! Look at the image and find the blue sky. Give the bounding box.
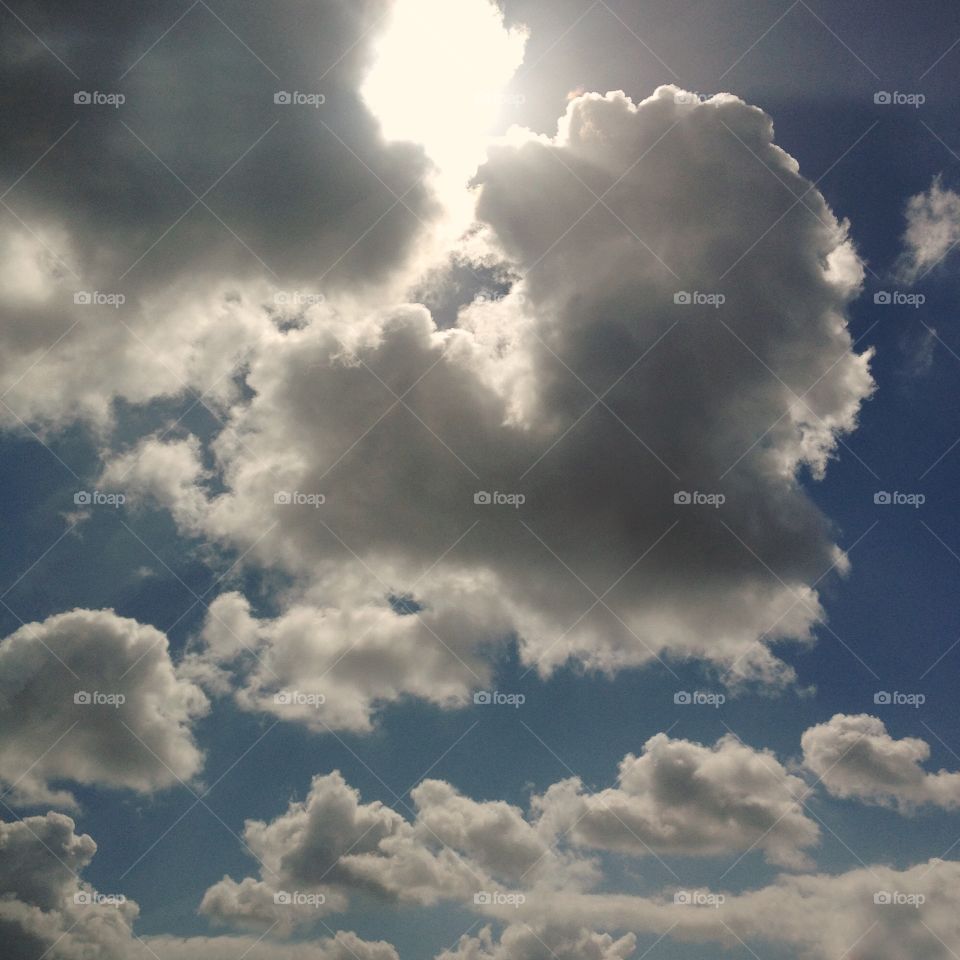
[2,2,960,960]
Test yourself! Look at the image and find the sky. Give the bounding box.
[1,1,960,959]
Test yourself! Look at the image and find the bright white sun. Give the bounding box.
[362,0,527,184]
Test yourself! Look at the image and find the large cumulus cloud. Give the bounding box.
[104,86,874,729]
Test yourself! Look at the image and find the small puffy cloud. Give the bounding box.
[533,732,819,868]
[897,175,960,281]
[438,924,636,960]
[201,769,559,926]
[179,590,509,733]
[0,608,208,807]
[801,713,960,812]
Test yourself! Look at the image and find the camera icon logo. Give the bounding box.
[74,91,92,104]
[874,691,892,705]
[274,491,292,505]
[674,491,691,505]
[874,91,892,104]
[474,891,492,905]
[673,291,692,305]
[674,891,692,905]
[474,691,492,705]
[874,492,891,505]
[874,891,892,905]
[274,91,292,104]
[273,891,292,905]
[74,491,92,505]
[474,491,492,505]
[874,291,891,305]
[274,690,294,705]
[674,691,692,704]
[73,891,92,905]
[74,691,91,704]
[74,291,92,305]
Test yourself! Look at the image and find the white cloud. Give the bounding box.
[438,924,637,960]
[200,769,573,927]
[0,608,208,807]
[202,731,825,931]
[897,175,960,281]
[801,713,960,812]
[533,731,819,868]
[0,811,399,960]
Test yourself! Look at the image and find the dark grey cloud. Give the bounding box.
[0,0,437,425]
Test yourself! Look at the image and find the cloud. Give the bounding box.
[801,713,960,812]
[0,608,208,806]
[0,0,437,428]
[0,811,139,960]
[497,858,960,960]
[532,731,819,868]
[897,175,960,281]
[200,769,581,928]
[203,731,825,931]
[176,589,509,733]
[0,811,398,960]
[438,924,637,960]
[140,932,399,960]
[103,87,874,725]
